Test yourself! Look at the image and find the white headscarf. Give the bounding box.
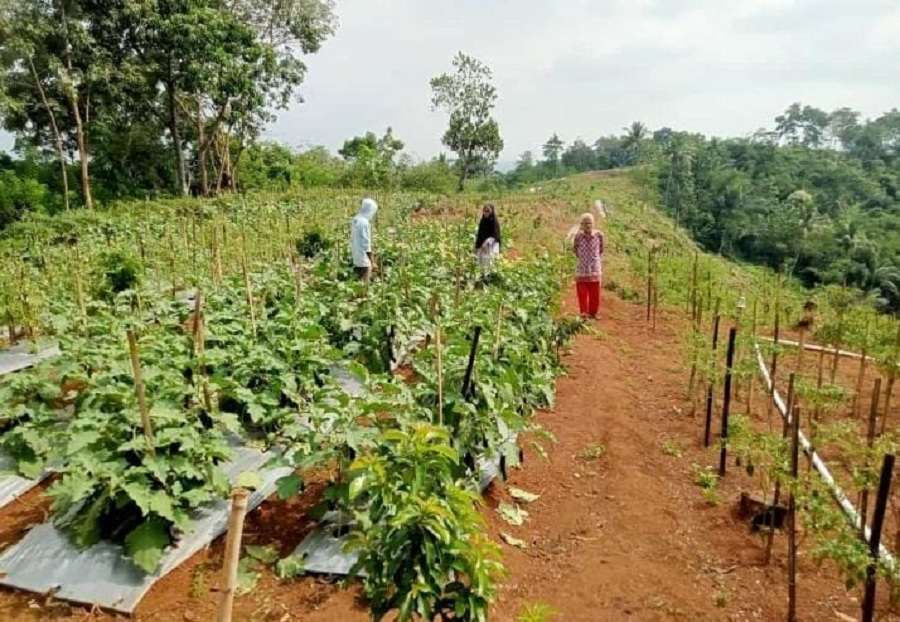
[358,198,378,221]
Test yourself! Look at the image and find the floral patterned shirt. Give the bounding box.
[573,231,603,282]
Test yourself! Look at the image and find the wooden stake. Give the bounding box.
[646,247,653,323]
[461,326,482,399]
[703,313,722,448]
[126,329,155,454]
[216,487,250,622]
[241,254,257,337]
[71,248,87,329]
[718,327,737,475]
[880,322,900,436]
[860,378,882,537]
[852,318,872,418]
[862,454,895,622]
[436,324,444,425]
[787,405,800,622]
[746,298,758,416]
[493,304,504,360]
[765,373,795,565]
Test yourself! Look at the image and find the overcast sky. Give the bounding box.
[3,0,899,163]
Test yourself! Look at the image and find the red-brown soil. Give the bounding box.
[0,291,892,621]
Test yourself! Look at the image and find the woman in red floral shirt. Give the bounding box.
[573,213,604,318]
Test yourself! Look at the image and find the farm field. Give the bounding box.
[0,171,900,621]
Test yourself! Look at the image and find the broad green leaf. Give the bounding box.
[236,470,263,490]
[245,544,279,564]
[17,458,44,480]
[124,518,170,574]
[236,557,260,595]
[275,473,303,500]
[66,430,101,455]
[275,554,306,579]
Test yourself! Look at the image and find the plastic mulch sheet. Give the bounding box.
[0,341,61,376]
[0,443,292,614]
[0,450,52,510]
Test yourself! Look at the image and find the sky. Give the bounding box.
[3,0,899,164]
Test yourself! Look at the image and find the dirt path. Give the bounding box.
[0,291,880,621]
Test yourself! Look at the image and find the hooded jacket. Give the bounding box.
[351,198,378,267]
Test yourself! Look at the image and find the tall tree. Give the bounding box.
[430,52,503,192]
[541,134,564,171]
[561,138,595,172]
[0,0,102,209]
[622,122,648,159]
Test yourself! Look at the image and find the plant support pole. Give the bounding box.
[860,378,882,536]
[461,326,482,399]
[704,314,722,447]
[862,454,895,622]
[788,405,800,622]
[436,324,444,424]
[718,327,737,475]
[126,329,155,454]
[216,487,250,622]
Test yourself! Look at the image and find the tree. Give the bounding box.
[622,121,648,160]
[0,0,103,209]
[828,107,860,150]
[561,139,596,173]
[775,103,804,145]
[339,127,405,188]
[430,52,504,192]
[541,134,564,171]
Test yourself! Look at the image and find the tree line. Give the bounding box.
[0,0,338,212]
[507,105,900,312]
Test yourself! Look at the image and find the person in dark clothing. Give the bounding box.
[475,204,501,272]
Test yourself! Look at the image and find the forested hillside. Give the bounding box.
[512,106,900,312]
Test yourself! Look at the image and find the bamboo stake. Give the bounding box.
[646,247,653,323]
[787,405,800,622]
[766,282,782,432]
[126,329,155,454]
[860,378,882,537]
[71,248,87,329]
[216,487,250,622]
[852,318,872,418]
[436,324,444,425]
[241,254,257,337]
[746,298,758,415]
[880,321,900,436]
[493,304,504,360]
[765,372,795,565]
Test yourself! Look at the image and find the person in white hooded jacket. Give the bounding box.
[350,198,378,282]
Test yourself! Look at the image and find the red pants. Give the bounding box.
[576,280,601,317]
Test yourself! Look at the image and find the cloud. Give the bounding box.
[4,0,898,161]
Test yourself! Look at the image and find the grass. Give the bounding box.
[661,440,683,457]
[578,442,606,462]
[517,601,559,622]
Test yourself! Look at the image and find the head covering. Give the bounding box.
[476,203,502,250]
[358,198,378,221]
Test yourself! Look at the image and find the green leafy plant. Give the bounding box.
[296,228,333,259]
[346,424,505,621]
[517,601,559,622]
[578,442,606,462]
[691,464,720,505]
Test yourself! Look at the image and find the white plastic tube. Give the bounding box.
[754,342,895,570]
